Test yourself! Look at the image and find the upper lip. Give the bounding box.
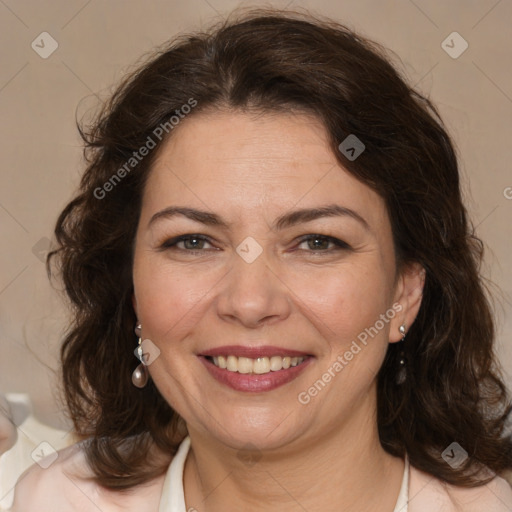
[199,345,311,358]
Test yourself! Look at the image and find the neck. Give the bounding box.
[182,391,405,512]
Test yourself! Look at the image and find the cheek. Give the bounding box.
[133,261,204,337]
[292,261,393,345]
[302,265,394,405]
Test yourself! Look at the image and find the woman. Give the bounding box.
[10,8,512,511]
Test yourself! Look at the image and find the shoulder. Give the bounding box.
[10,441,166,512]
[409,464,512,512]
[10,442,96,512]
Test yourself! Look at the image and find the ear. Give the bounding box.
[388,262,425,343]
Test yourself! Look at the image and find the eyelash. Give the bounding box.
[159,234,351,255]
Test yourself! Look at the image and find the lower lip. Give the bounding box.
[199,356,313,392]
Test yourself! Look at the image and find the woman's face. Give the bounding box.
[132,110,422,451]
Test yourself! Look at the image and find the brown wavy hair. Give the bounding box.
[48,7,512,490]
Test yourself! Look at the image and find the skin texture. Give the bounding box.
[0,396,17,456]
[131,110,425,511]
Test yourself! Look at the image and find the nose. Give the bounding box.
[216,248,292,329]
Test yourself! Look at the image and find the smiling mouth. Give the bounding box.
[206,355,308,374]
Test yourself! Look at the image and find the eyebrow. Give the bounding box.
[148,204,370,231]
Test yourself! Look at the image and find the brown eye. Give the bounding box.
[306,236,331,250]
[160,234,214,252]
[296,235,351,253]
[181,236,206,250]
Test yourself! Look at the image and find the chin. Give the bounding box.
[197,406,310,452]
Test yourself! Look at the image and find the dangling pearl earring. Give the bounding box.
[396,324,407,385]
[132,323,149,388]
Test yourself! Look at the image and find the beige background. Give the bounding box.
[0,0,511,433]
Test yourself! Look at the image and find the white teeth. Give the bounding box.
[238,357,252,374]
[227,355,238,372]
[270,356,283,371]
[253,357,270,374]
[210,355,306,374]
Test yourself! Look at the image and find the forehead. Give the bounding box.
[141,110,386,227]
